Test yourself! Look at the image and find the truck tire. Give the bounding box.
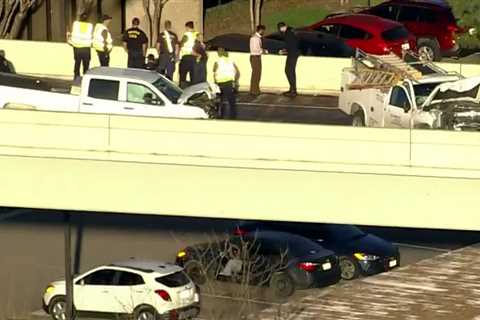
[352,111,365,127]
[417,39,441,62]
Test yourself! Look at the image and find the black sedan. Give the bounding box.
[234,222,400,280]
[176,231,341,299]
[205,31,355,57]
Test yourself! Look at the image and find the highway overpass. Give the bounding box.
[0,108,479,231]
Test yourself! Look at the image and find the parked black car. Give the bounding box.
[234,222,400,280]
[176,231,341,298]
[205,31,356,57]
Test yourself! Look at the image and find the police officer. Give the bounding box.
[213,48,239,119]
[93,14,113,67]
[122,17,148,68]
[179,21,199,88]
[156,20,179,80]
[67,13,93,81]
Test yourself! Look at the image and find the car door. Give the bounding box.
[74,268,117,313]
[338,25,372,53]
[80,78,120,114]
[122,81,171,117]
[110,270,148,314]
[386,85,413,128]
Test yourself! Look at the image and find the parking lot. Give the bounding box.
[2,210,480,320]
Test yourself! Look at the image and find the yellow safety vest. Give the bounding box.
[215,57,236,83]
[180,31,199,57]
[93,23,113,52]
[69,21,93,48]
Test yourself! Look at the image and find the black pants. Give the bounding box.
[97,51,110,67]
[157,53,175,80]
[285,54,299,93]
[192,59,207,85]
[73,47,91,78]
[219,81,236,119]
[179,55,196,88]
[128,52,145,69]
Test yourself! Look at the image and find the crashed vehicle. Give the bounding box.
[422,76,480,131]
[0,67,219,119]
[338,50,474,129]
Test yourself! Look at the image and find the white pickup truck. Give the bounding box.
[0,67,219,119]
[338,53,470,129]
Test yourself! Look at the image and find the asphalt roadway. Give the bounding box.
[235,93,349,125]
[2,211,480,320]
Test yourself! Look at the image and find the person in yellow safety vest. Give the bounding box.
[67,13,93,81]
[179,21,199,88]
[213,47,240,119]
[93,14,113,67]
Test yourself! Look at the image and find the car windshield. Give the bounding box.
[413,83,442,107]
[152,77,183,103]
[381,26,409,41]
[322,224,366,240]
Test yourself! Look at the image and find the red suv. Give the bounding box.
[304,14,416,56]
[362,0,463,61]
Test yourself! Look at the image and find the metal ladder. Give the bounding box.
[347,50,446,89]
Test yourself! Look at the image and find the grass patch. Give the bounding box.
[263,6,329,31]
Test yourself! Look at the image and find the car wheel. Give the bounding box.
[269,272,295,299]
[184,260,207,285]
[133,305,157,320]
[352,110,365,127]
[417,39,441,62]
[339,256,361,280]
[48,296,74,320]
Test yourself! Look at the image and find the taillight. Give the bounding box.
[155,289,171,301]
[233,227,247,236]
[297,262,318,272]
[447,24,459,33]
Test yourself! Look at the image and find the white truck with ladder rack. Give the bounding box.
[338,50,469,129]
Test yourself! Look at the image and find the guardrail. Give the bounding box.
[0,109,478,230]
[1,39,479,94]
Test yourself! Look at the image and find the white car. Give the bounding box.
[42,260,200,320]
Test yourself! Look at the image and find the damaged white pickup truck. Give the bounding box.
[339,51,480,130]
[0,67,219,119]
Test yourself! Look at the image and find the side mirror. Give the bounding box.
[403,102,411,113]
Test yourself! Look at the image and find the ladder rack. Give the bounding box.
[347,50,449,90]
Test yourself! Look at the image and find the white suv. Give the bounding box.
[42,260,200,320]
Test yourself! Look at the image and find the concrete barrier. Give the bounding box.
[1,39,478,94]
[0,109,479,230]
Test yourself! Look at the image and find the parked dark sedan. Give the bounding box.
[205,31,355,57]
[176,231,341,298]
[234,222,400,280]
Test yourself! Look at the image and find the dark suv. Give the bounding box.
[363,0,464,61]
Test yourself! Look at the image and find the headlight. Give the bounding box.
[45,285,55,294]
[354,253,380,261]
[209,83,220,95]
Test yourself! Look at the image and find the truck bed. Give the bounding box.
[0,73,73,94]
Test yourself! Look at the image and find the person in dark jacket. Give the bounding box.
[192,37,208,84]
[122,17,148,68]
[278,22,300,97]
